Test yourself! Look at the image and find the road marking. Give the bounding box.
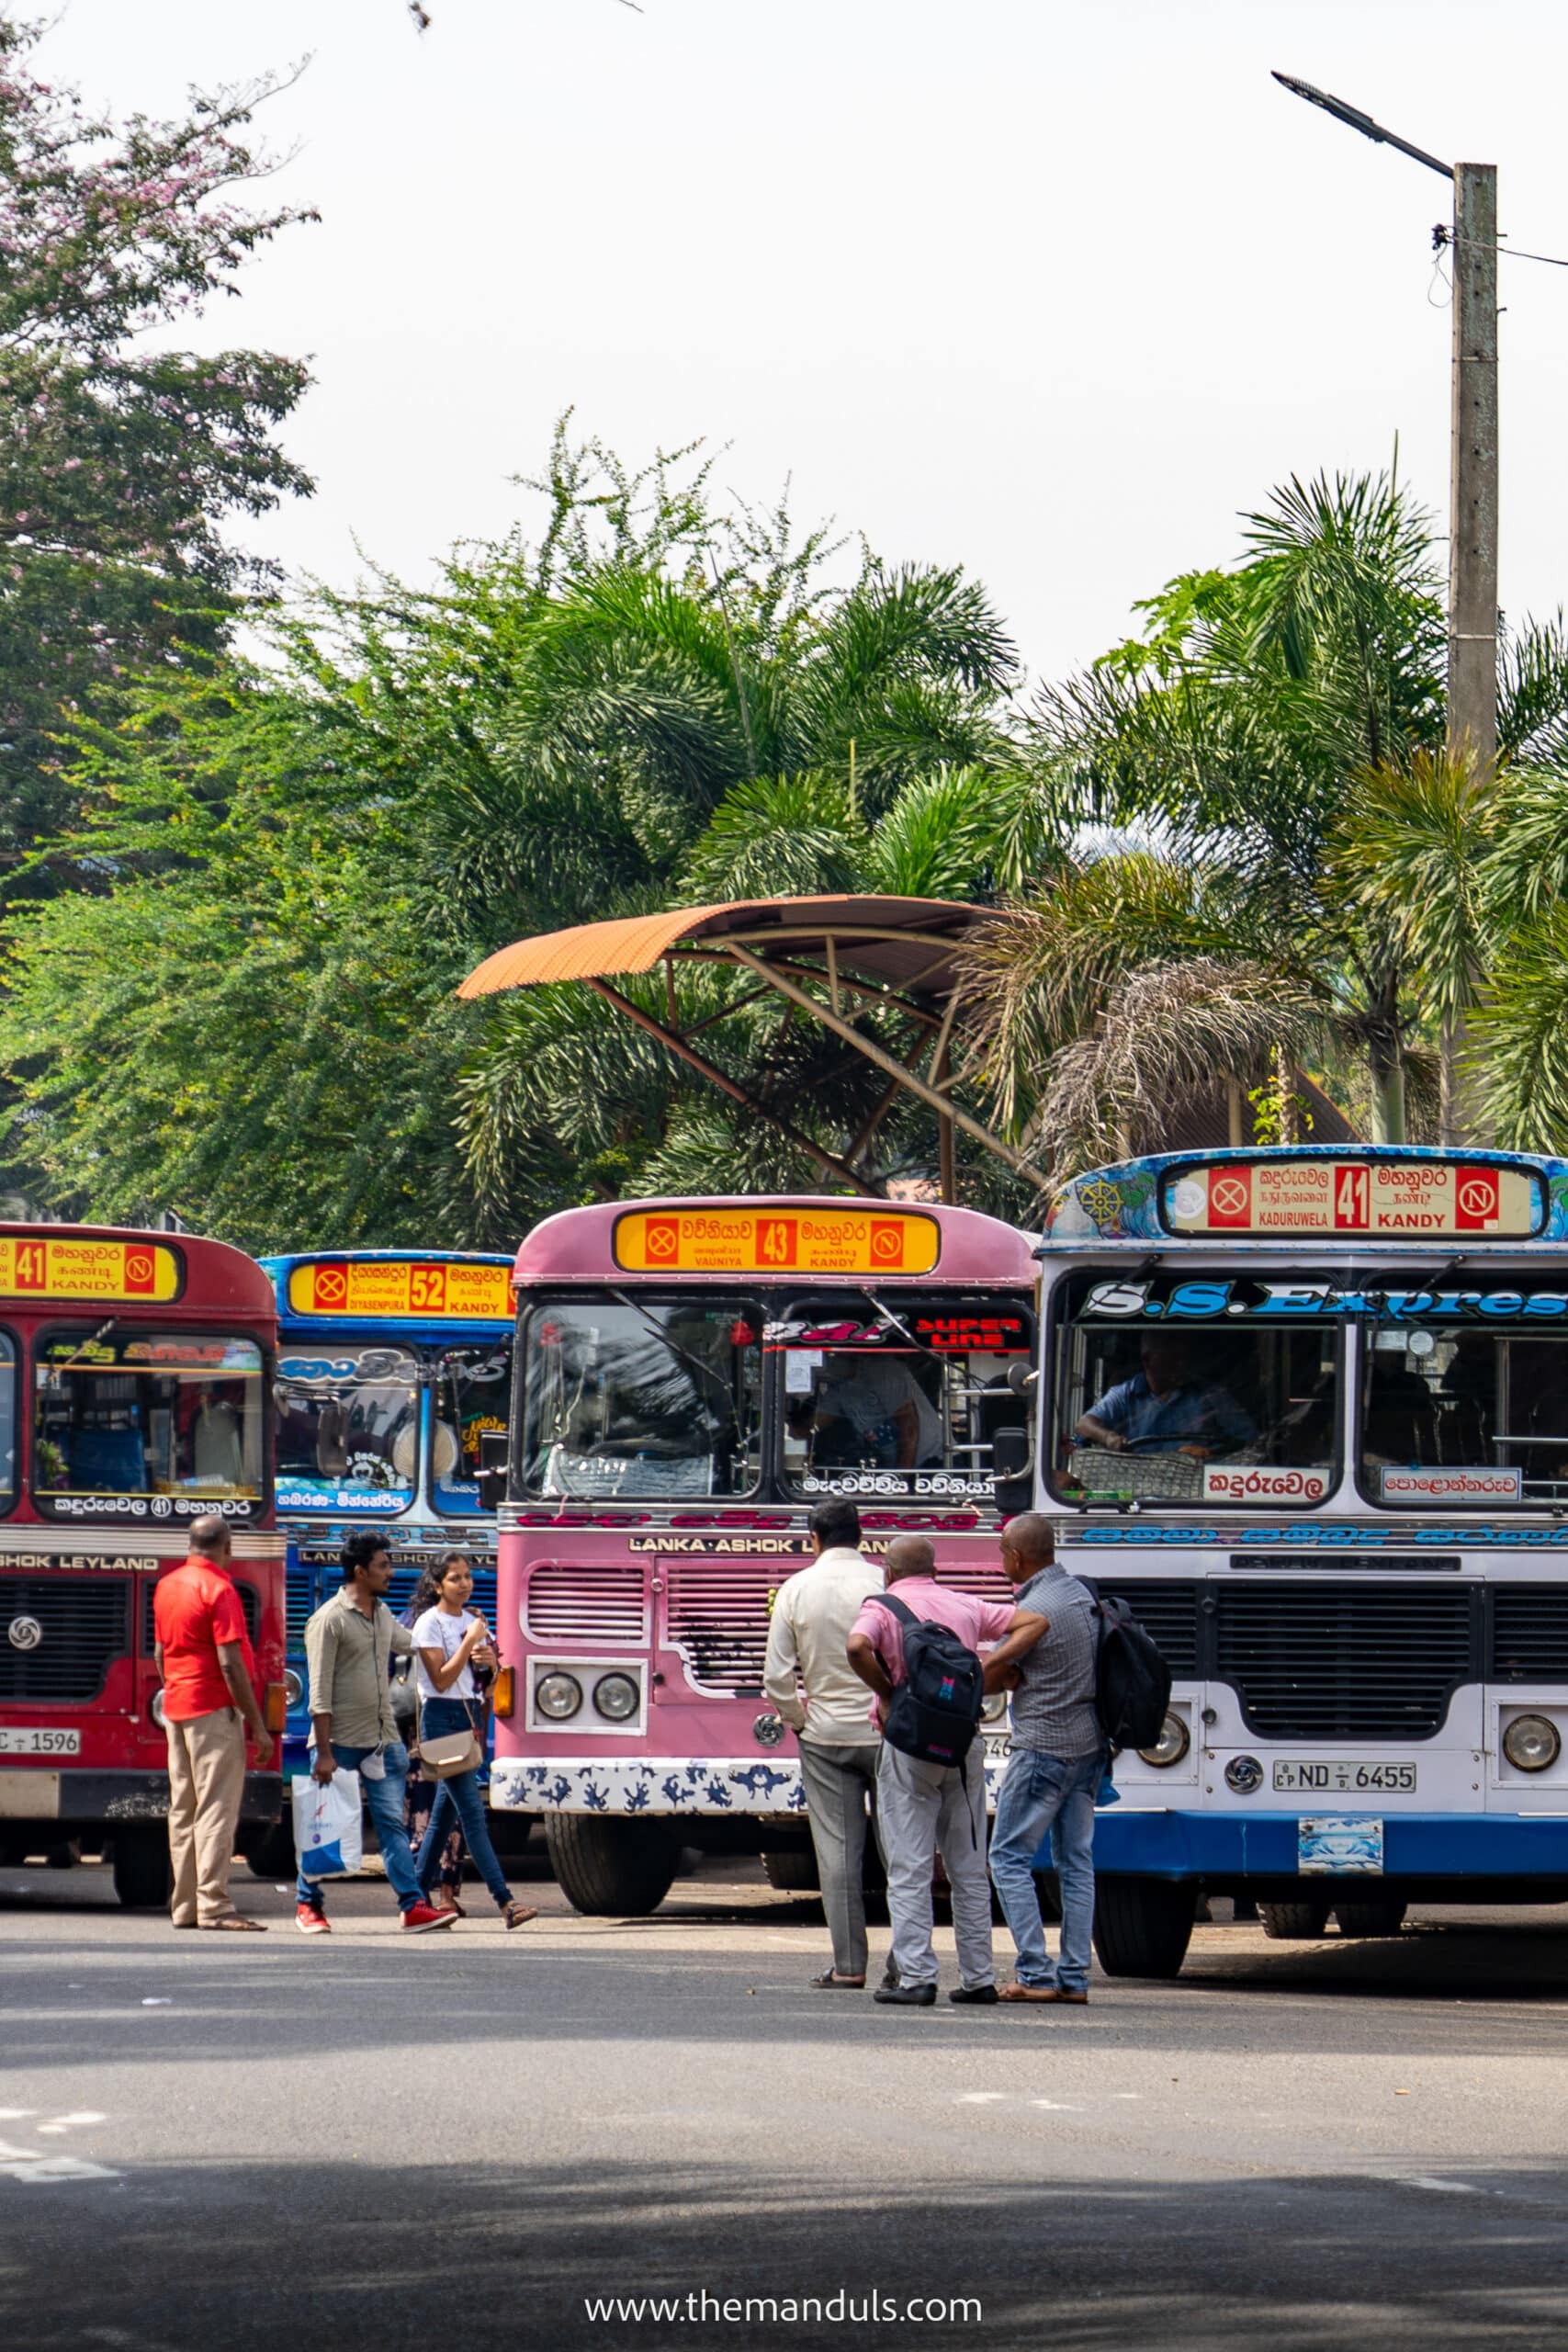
[1030,2098,1085,2112]
[0,2137,118,2185]
[1394,2176,1484,2196]
[956,2092,1008,2104]
[0,2109,34,2120]
[36,2112,107,2135]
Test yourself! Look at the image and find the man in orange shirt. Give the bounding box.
[152,1514,274,1931]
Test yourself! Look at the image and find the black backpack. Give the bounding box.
[1082,1581,1172,1750]
[869,1592,985,1768]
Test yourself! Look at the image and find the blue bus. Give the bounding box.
[259,1251,514,1834]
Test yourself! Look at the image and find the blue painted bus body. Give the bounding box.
[261,1250,514,1785]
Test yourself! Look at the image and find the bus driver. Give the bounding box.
[1076,1333,1255,1459]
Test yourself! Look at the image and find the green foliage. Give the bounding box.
[0,16,314,873]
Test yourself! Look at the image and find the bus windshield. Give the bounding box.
[1051,1273,1339,1508]
[520,1297,762,1499]
[1360,1301,1568,1506]
[433,1342,513,1514]
[774,1294,1032,1501]
[34,1329,264,1516]
[274,1342,419,1511]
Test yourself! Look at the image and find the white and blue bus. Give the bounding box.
[1032,1146,1568,1977]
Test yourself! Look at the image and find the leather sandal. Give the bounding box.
[200,1916,267,1932]
[809,1968,866,1988]
[502,1901,538,1930]
[998,1981,1055,2001]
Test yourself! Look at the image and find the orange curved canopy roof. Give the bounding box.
[458,894,1010,1001]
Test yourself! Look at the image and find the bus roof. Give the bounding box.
[1043,1146,1568,1249]
[0,1223,275,1317]
[513,1198,1038,1287]
[262,1249,514,1334]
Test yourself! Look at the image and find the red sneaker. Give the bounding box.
[400,1900,459,1933]
[295,1903,331,1936]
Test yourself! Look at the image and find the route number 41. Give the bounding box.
[1333,1168,1370,1230]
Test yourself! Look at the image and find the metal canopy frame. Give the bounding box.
[457,896,1026,1202]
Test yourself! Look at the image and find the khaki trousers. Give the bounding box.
[165,1706,246,1927]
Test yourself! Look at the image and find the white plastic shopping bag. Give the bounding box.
[291,1769,364,1880]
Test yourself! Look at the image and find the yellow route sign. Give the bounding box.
[0,1236,180,1302]
[287,1258,514,1320]
[613,1206,942,1275]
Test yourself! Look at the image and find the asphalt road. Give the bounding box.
[5,1855,1568,2352]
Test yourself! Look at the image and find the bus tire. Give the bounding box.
[1333,1898,1407,1939]
[112,1828,173,1911]
[762,1847,820,1893]
[545,1815,678,1917]
[1090,1878,1196,1979]
[242,1817,297,1881]
[1258,1900,1332,1940]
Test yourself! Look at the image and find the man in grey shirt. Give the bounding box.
[987,1512,1106,2003]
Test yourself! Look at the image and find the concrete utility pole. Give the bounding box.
[1448,161,1499,771]
[1272,76,1499,1142]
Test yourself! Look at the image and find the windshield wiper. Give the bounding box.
[608,1288,734,1423]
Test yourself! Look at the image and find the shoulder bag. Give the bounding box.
[418,1694,484,1780]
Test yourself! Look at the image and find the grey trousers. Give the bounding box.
[797,1738,884,1976]
[876,1742,994,1990]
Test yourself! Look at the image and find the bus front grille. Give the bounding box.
[0,1577,131,1702]
[1215,1581,1475,1742]
[1491,1585,1568,1680]
[526,1563,647,1645]
[1100,1581,1201,1679]
[143,1577,260,1655]
[664,1564,775,1696]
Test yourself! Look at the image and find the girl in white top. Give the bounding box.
[410,1552,536,1930]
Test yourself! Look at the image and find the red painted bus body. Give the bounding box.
[0,1227,284,1905]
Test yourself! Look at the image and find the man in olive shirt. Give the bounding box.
[296,1531,457,1935]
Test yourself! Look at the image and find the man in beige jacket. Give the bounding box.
[763,1498,886,1987]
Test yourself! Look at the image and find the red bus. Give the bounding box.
[0,1227,285,1906]
[486,1196,1037,1913]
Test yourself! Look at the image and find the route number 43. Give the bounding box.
[1333,1168,1370,1230]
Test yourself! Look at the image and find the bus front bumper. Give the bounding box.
[1094,1807,1568,1881]
[491,1747,1016,1817]
[0,1769,282,1830]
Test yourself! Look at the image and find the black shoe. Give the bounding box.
[949,1984,999,2005]
[874,1981,936,2007]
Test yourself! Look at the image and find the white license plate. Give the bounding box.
[0,1727,81,1758]
[1274,1759,1415,1793]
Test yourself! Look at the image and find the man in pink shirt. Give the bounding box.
[847,1534,1048,2007]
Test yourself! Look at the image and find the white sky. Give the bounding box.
[34,0,1568,687]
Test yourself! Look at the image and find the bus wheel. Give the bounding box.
[762,1847,820,1893]
[1258,1900,1332,1940]
[111,1828,172,1910]
[545,1815,678,1917]
[1090,1878,1196,1979]
[1333,1899,1407,1939]
[242,1817,297,1881]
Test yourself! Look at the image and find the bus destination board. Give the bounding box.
[0,1236,180,1301]
[613,1207,942,1275]
[1163,1159,1540,1238]
[287,1258,514,1320]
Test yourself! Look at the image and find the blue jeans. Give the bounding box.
[989,1746,1103,1991]
[296,1739,425,1914]
[416,1700,512,1910]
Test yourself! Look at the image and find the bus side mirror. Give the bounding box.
[477,1430,509,1510]
[992,1425,1033,1520]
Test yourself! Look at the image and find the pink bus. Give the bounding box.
[486,1197,1037,1913]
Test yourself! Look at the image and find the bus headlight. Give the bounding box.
[1138,1712,1190,1768]
[1504,1713,1562,1772]
[150,1689,166,1729]
[592,1672,640,1724]
[981,1691,1009,1724]
[283,1669,304,1710]
[535,1671,583,1722]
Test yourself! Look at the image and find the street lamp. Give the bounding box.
[1273,70,1497,774]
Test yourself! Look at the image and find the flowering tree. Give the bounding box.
[0,15,313,874]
